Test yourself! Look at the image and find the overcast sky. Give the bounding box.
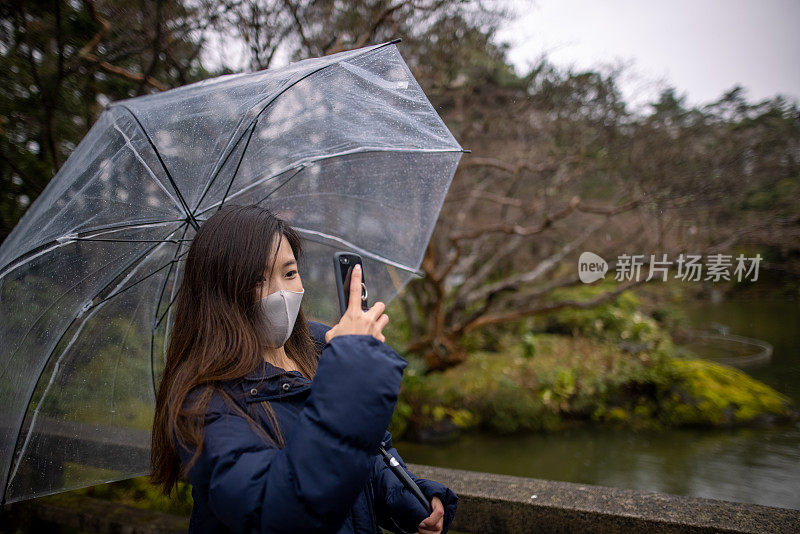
[498,0,800,111]
[203,1,799,112]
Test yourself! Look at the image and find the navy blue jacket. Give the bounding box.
[176,320,458,533]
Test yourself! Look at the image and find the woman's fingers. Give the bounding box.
[366,301,386,321]
[333,264,391,343]
[418,517,443,534]
[346,264,363,315]
[418,497,444,532]
[376,313,389,330]
[369,312,389,343]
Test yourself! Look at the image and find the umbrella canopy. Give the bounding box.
[0,40,463,505]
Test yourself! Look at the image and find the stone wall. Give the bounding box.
[408,464,800,533]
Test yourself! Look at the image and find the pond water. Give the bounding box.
[395,298,800,510]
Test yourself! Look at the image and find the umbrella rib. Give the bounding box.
[154,292,177,330]
[262,191,407,211]
[153,260,188,330]
[0,219,185,281]
[87,248,189,313]
[190,39,402,216]
[216,121,257,213]
[190,112,255,214]
[152,226,191,330]
[109,116,186,215]
[71,237,193,244]
[150,223,192,401]
[194,146,462,218]
[114,105,200,231]
[153,248,194,331]
[291,226,424,277]
[253,166,304,205]
[1,237,172,505]
[154,239,193,403]
[65,219,185,239]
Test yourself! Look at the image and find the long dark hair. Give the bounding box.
[149,204,319,497]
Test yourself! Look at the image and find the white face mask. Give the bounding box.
[260,288,304,348]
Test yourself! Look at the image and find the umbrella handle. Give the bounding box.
[379,445,433,515]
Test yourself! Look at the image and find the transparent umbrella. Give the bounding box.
[0,40,463,505]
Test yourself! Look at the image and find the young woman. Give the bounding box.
[149,204,458,534]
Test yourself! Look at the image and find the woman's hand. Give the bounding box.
[325,264,389,343]
[417,496,444,533]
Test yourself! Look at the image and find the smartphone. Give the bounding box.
[333,252,369,316]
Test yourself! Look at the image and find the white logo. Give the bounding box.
[578,251,608,283]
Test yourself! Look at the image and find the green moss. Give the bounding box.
[449,408,479,428]
[605,407,629,422]
[660,358,796,426]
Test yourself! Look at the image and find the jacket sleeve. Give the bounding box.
[372,429,458,534]
[177,334,408,534]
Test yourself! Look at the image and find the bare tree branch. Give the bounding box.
[462,277,646,333]
[79,0,168,91]
[454,217,608,330]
